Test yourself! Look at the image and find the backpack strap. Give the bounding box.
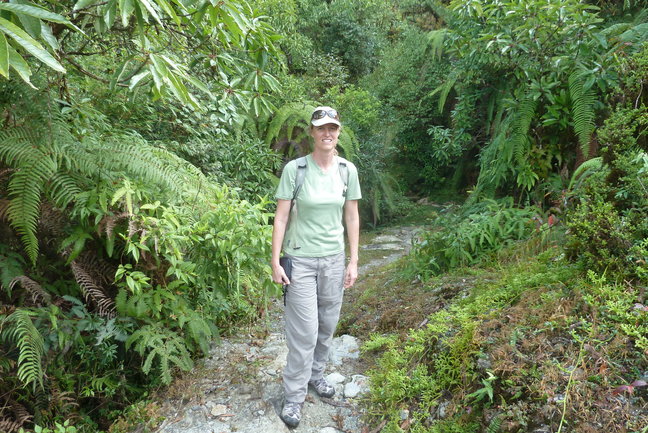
[338,159,349,198]
[290,156,308,213]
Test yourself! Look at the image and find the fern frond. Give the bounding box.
[569,71,597,158]
[511,95,537,164]
[0,418,23,433]
[6,154,57,264]
[9,276,51,306]
[8,400,31,428]
[568,157,604,191]
[38,204,65,237]
[98,212,130,239]
[70,261,115,317]
[426,29,447,60]
[487,414,502,433]
[47,172,82,209]
[430,76,458,114]
[127,324,193,384]
[3,309,45,390]
[264,102,314,146]
[0,199,9,222]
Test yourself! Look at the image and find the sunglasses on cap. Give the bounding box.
[311,109,340,121]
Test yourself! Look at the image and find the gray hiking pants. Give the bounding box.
[283,252,346,403]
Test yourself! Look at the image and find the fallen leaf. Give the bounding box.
[612,385,634,395]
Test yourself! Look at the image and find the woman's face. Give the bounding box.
[310,123,340,153]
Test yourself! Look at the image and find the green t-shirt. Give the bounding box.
[276,155,362,257]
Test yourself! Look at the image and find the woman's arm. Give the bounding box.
[271,199,292,285]
[343,199,360,288]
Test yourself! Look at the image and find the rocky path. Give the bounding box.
[152,226,420,433]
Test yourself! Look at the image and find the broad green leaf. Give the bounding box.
[148,61,163,92]
[7,43,33,85]
[155,0,180,26]
[119,0,134,27]
[0,17,64,72]
[128,69,150,89]
[0,32,8,77]
[104,0,118,28]
[184,75,211,95]
[137,0,163,26]
[13,2,42,39]
[109,56,133,91]
[39,21,58,51]
[73,0,100,11]
[0,3,71,25]
[133,0,145,32]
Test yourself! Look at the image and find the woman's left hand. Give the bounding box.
[344,262,358,288]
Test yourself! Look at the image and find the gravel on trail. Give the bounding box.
[152,226,420,433]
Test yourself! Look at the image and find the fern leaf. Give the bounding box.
[487,414,502,433]
[0,199,9,222]
[70,261,115,317]
[9,276,51,306]
[4,309,44,390]
[569,71,597,158]
[429,75,458,114]
[426,29,447,60]
[5,154,57,264]
[47,172,82,209]
[568,157,604,190]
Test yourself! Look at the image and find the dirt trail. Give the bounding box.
[152,226,420,433]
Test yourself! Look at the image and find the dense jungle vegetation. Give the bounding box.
[0,0,646,431]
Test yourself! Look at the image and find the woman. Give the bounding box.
[271,106,361,427]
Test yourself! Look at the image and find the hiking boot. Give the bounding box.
[308,377,335,398]
[280,401,302,427]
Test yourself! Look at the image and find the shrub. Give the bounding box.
[409,199,538,280]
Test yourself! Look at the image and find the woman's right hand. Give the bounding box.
[272,264,290,285]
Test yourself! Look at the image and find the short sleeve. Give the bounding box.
[275,160,297,200]
[345,161,362,200]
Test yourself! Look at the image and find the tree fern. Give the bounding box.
[569,71,597,158]
[264,102,359,161]
[0,309,44,390]
[0,84,215,262]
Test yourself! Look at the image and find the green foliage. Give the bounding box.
[19,420,78,433]
[366,249,573,431]
[264,101,360,161]
[409,0,645,199]
[0,79,276,430]
[1,0,282,110]
[166,133,282,203]
[0,308,45,390]
[569,71,598,158]
[409,199,538,279]
[581,271,648,352]
[126,324,193,385]
[565,66,648,280]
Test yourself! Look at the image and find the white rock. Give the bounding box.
[326,372,346,385]
[343,374,369,398]
[344,382,361,398]
[320,427,340,433]
[329,335,359,365]
[210,404,228,417]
